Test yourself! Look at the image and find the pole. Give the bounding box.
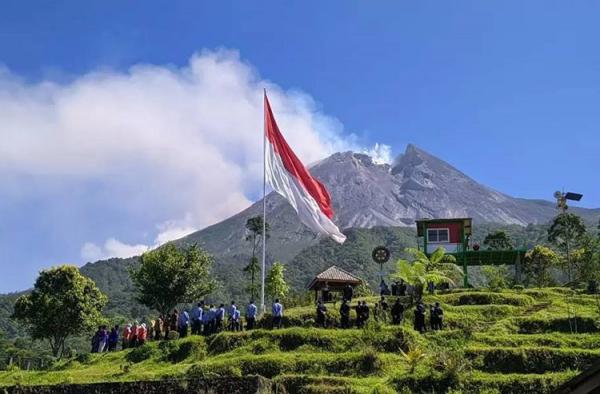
[260,89,267,314]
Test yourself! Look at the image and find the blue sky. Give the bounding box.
[1,1,599,292]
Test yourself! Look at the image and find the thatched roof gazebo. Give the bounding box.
[307,266,362,302]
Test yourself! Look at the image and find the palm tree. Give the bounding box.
[391,247,463,302]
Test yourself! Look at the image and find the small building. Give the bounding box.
[307,266,362,302]
[416,217,526,287]
[416,217,472,254]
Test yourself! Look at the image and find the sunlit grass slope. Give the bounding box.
[1,288,599,393]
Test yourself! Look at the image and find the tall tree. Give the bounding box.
[391,247,463,302]
[483,230,513,250]
[131,243,216,317]
[11,265,107,358]
[523,245,560,287]
[244,216,269,299]
[548,213,587,282]
[265,262,289,301]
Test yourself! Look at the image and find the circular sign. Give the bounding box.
[372,246,391,264]
[473,244,480,251]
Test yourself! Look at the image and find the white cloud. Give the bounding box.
[0,49,391,262]
[81,239,149,261]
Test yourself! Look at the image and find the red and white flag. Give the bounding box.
[264,92,346,244]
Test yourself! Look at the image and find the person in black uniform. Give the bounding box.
[340,299,350,329]
[414,302,426,333]
[316,300,327,328]
[391,298,404,324]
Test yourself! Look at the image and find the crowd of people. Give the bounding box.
[90,299,286,353]
[91,282,444,353]
[317,283,444,332]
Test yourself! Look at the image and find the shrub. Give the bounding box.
[167,330,180,341]
[516,316,599,334]
[464,346,600,373]
[157,339,206,363]
[125,344,156,363]
[187,363,242,378]
[240,357,286,378]
[441,292,533,306]
[356,347,383,375]
[207,331,251,354]
[75,353,92,364]
[481,266,510,291]
[400,346,427,374]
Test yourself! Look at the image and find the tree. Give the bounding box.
[265,262,289,301]
[571,234,600,290]
[523,245,560,287]
[391,247,463,301]
[548,213,587,282]
[244,216,269,300]
[481,265,510,291]
[131,243,216,317]
[11,265,107,358]
[483,231,513,250]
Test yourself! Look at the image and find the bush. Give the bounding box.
[356,347,382,375]
[481,266,510,291]
[517,316,599,334]
[125,345,156,363]
[240,357,287,378]
[157,339,206,363]
[464,346,600,373]
[207,331,251,354]
[187,363,242,378]
[75,353,92,364]
[167,330,180,340]
[441,292,533,306]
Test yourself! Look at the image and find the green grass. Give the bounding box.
[1,288,599,393]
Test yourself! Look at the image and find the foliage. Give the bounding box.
[265,262,289,301]
[400,346,427,374]
[571,234,600,287]
[125,344,156,363]
[548,213,588,283]
[11,265,107,358]
[391,247,463,301]
[481,266,510,291]
[354,281,374,297]
[548,213,587,253]
[243,256,260,301]
[483,231,513,250]
[523,246,560,287]
[130,243,216,316]
[1,288,598,393]
[244,216,269,300]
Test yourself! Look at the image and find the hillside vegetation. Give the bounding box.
[0,223,554,340]
[2,288,599,393]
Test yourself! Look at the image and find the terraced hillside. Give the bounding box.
[1,288,599,393]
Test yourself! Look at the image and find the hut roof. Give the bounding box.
[307,265,362,290]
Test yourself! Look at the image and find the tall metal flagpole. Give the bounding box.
[260,89,267,314]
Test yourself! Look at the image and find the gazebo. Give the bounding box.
[307,265,362,302]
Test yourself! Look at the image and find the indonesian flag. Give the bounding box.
[264,92,346,244]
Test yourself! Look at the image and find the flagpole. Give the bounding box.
[260,89,267,315]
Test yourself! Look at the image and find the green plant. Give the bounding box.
[523,246,560,287]
[130,243,216,317]
[357,347,383,375]
[11,265,107,358]
[266,262,290,301]
[125,345,156,363]
[481,266,510,291]
[392,247,463,301]
[400,346,427,374]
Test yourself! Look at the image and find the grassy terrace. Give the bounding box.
[1,288,599,393]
